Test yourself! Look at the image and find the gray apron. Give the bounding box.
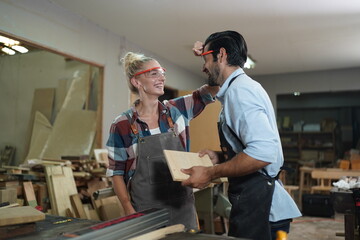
[127,114,197,230]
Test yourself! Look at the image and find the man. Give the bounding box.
[181,30,301,240]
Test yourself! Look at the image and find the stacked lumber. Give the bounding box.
[0,151,123,222]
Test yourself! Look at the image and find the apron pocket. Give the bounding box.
[147,155,172,184]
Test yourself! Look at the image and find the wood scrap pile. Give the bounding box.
[0,150,124,222]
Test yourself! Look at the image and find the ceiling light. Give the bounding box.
[1,47,16,55]
[244,55,256,69]
[293,91,301,96]
[11,45,29,53]
[0,36,19,46]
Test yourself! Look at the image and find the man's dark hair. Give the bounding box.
[204,30,248,68]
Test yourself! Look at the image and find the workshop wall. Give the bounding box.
[0,0,204,156]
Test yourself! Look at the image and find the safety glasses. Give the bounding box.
[200,50,214,56]
[134,67,166,78]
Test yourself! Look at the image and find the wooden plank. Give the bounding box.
[66,208,75,218]
[61,74,88,110]
[128,224,185,240]
[41,110,97,159]
[70,194,87,219]
[51,175,70,216]
[25,111,52,161]
[35,183,49,212]
[45,165,62,215]
[24,88,55,162]
[45,166,78,216]
[163,150,227,183]
[0,206,45,226]
[0,181,19,188]
[87,178,107,196]
[54,78,69,118]
[23,182,38,207]
[164,150,213,181]
[312,169,360,179]
[0,203,20,209]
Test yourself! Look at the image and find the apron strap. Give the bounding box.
[125,112,139,135]
[167,115,174,129]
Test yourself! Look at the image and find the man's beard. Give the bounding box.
[207,65,220,86]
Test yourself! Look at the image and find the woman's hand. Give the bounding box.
[124,204,136,216]
[192,41,204,56]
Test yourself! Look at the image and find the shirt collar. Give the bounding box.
[129,100,168,123]
[216,68,245,103]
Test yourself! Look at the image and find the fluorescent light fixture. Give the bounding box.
[0,35,29,55]
[0,36,19,46]
[11,45,29,53]
[244,55,256,69]
[1,47,16,55]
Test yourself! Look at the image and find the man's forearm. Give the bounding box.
[209,152,269,179]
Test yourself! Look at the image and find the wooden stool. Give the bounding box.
[279,171,299,202]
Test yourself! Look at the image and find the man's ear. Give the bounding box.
[218,47,227,63]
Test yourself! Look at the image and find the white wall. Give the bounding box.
[253,67,360,110]
[0,0,204,155]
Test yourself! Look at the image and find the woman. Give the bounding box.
[106,52,218,230]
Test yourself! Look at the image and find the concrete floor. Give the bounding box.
[288,213,346,240]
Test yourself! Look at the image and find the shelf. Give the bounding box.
[302,146,334,149]
[280,130,337,165]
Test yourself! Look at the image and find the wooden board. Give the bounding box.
[70,194,87,219]
[45,166,78,216]
[23,181,38,207]
[128,224,185,240]
[41,110,97,159]
[25,111,52,161]
[178,90,221,152]
[24,88,55,163]
[0,206,45,226]
[163,150,214,181]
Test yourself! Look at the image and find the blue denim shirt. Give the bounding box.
[216,68,301,222]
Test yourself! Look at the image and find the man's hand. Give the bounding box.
[192,41,204,56]
[181,166,212,189]
[199,149,219,165]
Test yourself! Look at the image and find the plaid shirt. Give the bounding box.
[106,85,215,182]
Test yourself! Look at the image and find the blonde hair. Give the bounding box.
[121,52,154,93]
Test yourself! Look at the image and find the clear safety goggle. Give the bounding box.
[134,67,166,78]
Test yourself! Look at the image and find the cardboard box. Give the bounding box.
[350,153,360,162]
[351,159,360,170]
[339,160,350,170]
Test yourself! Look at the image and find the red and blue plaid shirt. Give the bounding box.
[106,85,215,182]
